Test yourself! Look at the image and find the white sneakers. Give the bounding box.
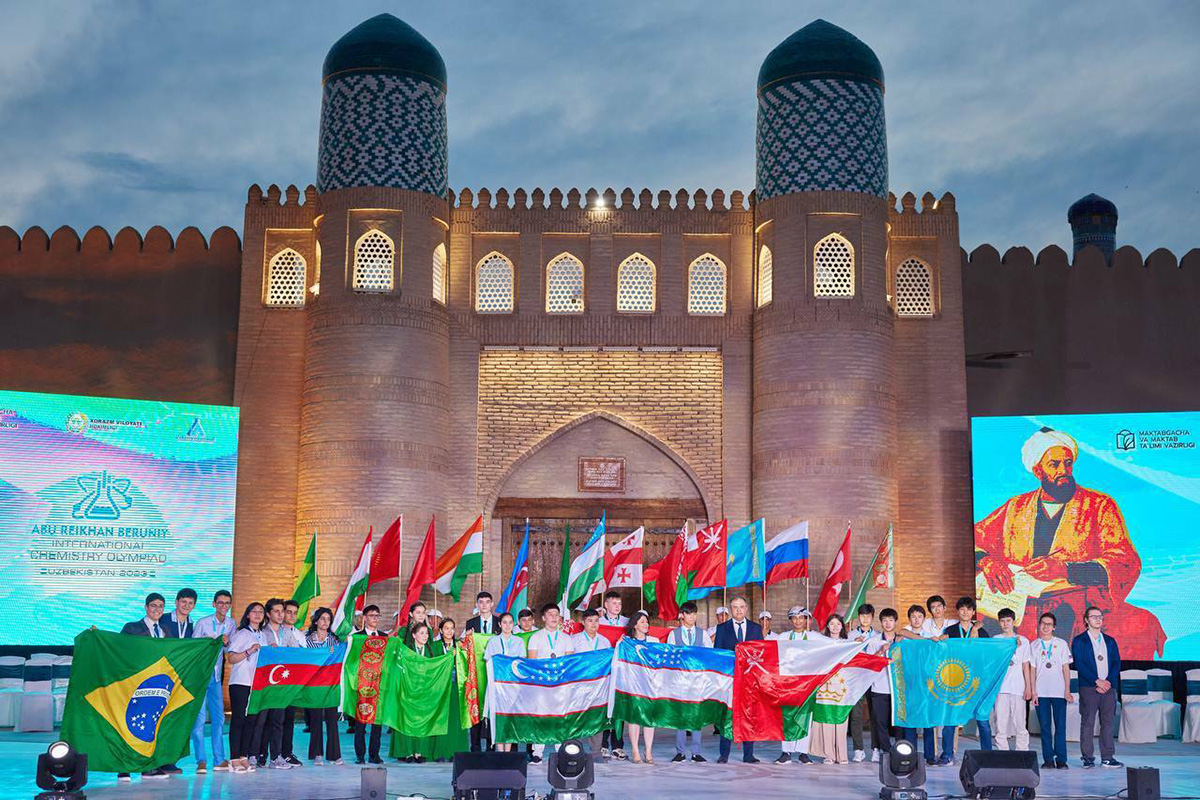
[269,756,294,770]
[871,750,881,763]
[853,750,866,763]
[314,756,325,766]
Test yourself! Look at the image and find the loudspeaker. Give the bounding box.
[452,751,528,800]
[959,750,1040,798]
[1127,767,1161,800]
[360,766,387,800]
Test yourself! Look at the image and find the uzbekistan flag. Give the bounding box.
[488,649,613,744]
[610,638,733,734]
[248,643,346,713]
[765,521,809,587]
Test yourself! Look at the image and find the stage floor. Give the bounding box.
[4,729,1197,799]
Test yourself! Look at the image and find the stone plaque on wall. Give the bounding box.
[578,457,626,493]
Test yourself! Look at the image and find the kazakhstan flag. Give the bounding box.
[890,638,1017,728]
[61,629,221,772]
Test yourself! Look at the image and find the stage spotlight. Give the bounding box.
[878,738,926,800]
[35,740,87,800]
[547,739,594,800]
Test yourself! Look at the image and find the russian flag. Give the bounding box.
[765,521,809,587]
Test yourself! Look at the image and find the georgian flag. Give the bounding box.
[604,526,644,589]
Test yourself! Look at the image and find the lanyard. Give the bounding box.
[585,633,600,651]
[504,635,519,656]
[1040,639,1054,661]
[548,631,559,653]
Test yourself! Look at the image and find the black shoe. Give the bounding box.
[354,757,365,765]
[256,756,267,768]
[743,756,760,764]
[1082,757,1095,768]
[414,756,426,764]
[141,769,169,780]
[716,755,729,764]
[692,755,707,763]
[159,763,183,775]
[284,754,302,766]
[798,754,812,764]
[1042,761,1055,769]
[775,753,791,764]
[530,755,543,764]
[1101,758,1123,768]
[1056,760,1069,770]
[672,753,686,762]
[369,756,384,765]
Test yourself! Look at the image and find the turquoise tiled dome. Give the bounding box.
[323,13,446,92]
[758,19,884,95]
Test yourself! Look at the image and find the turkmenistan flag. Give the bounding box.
[377,639,455,737]
[292,531,321,624]
[489,649,612,744]
[247,643,346,713]
[458,633,493,727]
[611,637,733,733]
[60,629,221,773]
[433,515,485,602]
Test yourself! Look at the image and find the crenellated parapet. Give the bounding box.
[963,242,1199,272]
[246,183,319,207]
[886,191,958,239]
[450,186,751,212]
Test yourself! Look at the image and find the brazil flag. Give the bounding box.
[61,629,221,772]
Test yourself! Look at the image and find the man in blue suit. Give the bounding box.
[160,588,197,639]
[1071,606,1123,768]
[713,596,762,763]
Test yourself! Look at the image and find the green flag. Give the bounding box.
[292,531,321,624]
[377,639,454,737]
[457,633,493,728]
[60,629,221,773]
[556,522,572,602]
[845,525,892,621]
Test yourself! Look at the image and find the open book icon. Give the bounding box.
[976,565,1056,626]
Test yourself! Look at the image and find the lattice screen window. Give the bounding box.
[475,253,514,313]
[265,248,307,307]
[432,243,447,304]
[813,233,855,297]
[894,257,934,317]
[352,230,395,292]
[617,253,656,313]
[688,254,727,315]
[757,245,773,308]
[546,254,585,313]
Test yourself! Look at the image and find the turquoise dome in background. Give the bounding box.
[323,13,447,92]
[758,19,884,95]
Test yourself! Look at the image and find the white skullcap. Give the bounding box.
[1021,427,1078,472]
[716,606,730,615]
[758,610,772,619]
[788,606,811,618]
[427,608,443,618]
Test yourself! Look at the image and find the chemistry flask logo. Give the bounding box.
[71,470,134,520]
[1115,429,1136,451]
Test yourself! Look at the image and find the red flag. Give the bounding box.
[652,526,689,621]
[594,623,671,647]
[603,526,644,589]
[813,524,852,629]
[369,515,402,586]
[398,517,437,626]
[686,519,728,589]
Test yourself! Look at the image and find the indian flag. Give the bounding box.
[610,637,733,733]
[488,649,613,743]
[433,515,485,602]
[332,530,372,638]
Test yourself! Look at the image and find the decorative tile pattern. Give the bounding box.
[814,233,854,297]
[265,248,306,307]
[757,245,773,308]
[475,253,514,313]
[432,243,447,304]
[318,73,448,195]
[546,254,584,314]
[617,254,655,313]
[688,254,727,315]
[894,257,933,317]
[352,230,395,293]
[756,78,888,200]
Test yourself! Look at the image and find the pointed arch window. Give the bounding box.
[617,253,656,313]
[432,243,447,304]
[265,248,307,307]
[813,233,855,297]
[894,257,934,317]
[546,253,585,313]
[757,245,773,307]
[475,252,514,313]
[352,230,395,292]
[687,254,726,315]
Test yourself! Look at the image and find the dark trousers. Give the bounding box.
[228,685,254,760]
[719,736,754,761]
[354,722,382,761]
[307,707,342,761]
[253,707,285,761]
[281,706,297,757]
[868,690,892,753]
[902,727,936,761]
[602,727,624,751]
[1078,686,1117,760]
[848,695,867,751]
[1035,697,1067,764]
[470,719,492,751]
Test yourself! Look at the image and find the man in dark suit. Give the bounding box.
[1071,606,1122,768]
[463,591,501,751]
[118,593,170,781]
[160,588,197,639]
[713,596,762,763]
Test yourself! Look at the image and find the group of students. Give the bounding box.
[109,585,1126,783]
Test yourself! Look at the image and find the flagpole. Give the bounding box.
[845,519,853,617]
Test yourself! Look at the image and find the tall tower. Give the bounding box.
[751,20,898,603]
[1068,193,1118,260]
[299,14,452,613]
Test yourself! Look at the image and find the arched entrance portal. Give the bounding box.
[488,414,711,616]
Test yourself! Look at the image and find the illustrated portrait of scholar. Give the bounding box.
[974,427,1166,658]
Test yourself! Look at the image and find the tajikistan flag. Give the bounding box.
[488,650,613,743]
[610,638,733,735]
[433,515,485,602]
[812,650,890,723]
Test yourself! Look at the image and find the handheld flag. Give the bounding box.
[890,638,1016,728]
[498,520,530,614]
[604,525,644,589]
[813,524,852,628]
[400,517,438,626]
[611,638,733,734]
[433,515,485,602]
[291,531,321,624]
[845,525,893,620]
[764,521,809,587]
[489,650,612,744]
[332,528,373,638]
[248,643,346,713]
[369,515,402,586]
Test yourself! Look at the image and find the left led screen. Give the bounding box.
[0,390,238,645]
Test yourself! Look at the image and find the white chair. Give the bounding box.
[1183,669,1200,743]
[1147,668,1181,738]
[29,653,57,662]
[51,656,72,726]
[0,656,26,727]
[1065,671,1082,742]
[1120,668,1179,743]
[16,659,55,732]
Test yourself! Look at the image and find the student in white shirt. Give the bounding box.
[277,599,306,766]
[598,591,629,628]
[846,603,879,762]
[898,605,937,764]
[1031,612,1073,770]
[571,609,613,653]
[527,603,575,763]
[484,613,527,752]
[669,601,711,762]
[227,602,266,773]
[991,607,1033,751]
[191,590,236,773]
[865,608,899,762]
[759,610,774,639]
[254,598,300,771]
[777,606,823,764]
[706,606,729,643]
[919,595,950,640]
